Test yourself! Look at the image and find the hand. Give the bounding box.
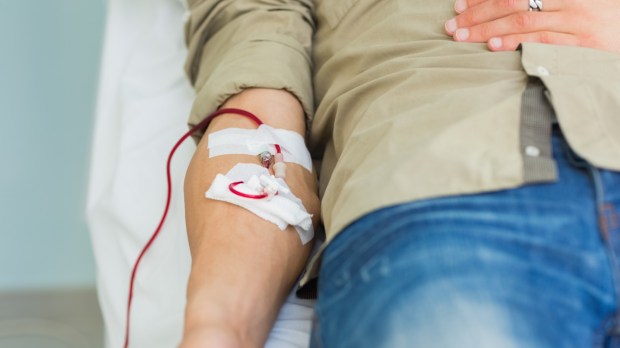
[444,0,620,53]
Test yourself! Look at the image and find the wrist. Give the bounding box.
[184,284,277,346]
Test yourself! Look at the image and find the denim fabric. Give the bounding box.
[310,128,620,348]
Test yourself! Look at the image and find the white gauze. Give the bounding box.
[208,125,313,172]
[205,163,314,245]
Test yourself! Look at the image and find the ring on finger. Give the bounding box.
[529,0,542,11]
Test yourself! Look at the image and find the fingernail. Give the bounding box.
[455,28,469,41]
[455,0,468,13]
[445,18,457,34]
[489,37,502,49]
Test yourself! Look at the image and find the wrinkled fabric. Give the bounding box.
[184,1,620,289]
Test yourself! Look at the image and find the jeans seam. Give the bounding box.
[580,154,620,347]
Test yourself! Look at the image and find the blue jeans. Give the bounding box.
[310,128,620,348]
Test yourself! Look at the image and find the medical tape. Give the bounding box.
[205,163,314,245]
[208,125,313,172]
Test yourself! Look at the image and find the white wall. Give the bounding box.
[0,0,105,290]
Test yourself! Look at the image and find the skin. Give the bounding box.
[179,88,320,348]
[444,0,620,53]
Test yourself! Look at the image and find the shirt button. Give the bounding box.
[525,145,541,157]
[536,66,550,76]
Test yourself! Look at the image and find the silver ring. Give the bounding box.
[529,0,542,11]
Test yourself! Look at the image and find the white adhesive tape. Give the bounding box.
[208,125,313,172]
[205,163,314,245]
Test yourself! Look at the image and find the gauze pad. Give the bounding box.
[206,163,314,244]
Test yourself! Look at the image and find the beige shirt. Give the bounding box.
[185,0,620,287]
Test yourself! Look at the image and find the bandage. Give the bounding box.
[208,125,313,172]
[206,163,314,244]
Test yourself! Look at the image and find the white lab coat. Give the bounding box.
[86,0,314,347]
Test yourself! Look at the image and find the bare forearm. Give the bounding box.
[182,88,319,347]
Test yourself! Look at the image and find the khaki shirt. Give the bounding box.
[185,0,620,287]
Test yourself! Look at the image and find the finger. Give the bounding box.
[454,0,494,13]
[452,0,562,29]
[446,0,521,34]
[487,32,581,51]
[452,12,568,42]
[446,0,524,35]
[455,0,563,14]
[446,0,562,35]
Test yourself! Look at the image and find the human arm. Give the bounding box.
[180,1,317,347]
[443,0,620,53]
[181,89,319,348]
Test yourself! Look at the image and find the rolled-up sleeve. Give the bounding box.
[184,0,315,137]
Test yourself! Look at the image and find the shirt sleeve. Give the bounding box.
[184,0,315,138]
